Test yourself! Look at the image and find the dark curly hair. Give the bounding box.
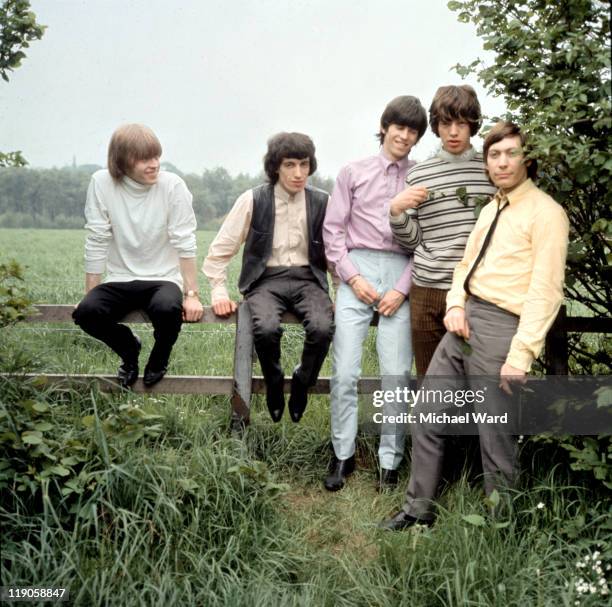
[429,85,482,137]
[377,96,428,144]
[263,132,317,184]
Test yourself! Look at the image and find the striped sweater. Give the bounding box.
[389,147,496,289]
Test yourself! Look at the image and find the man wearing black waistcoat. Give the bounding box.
[203,132,334,423]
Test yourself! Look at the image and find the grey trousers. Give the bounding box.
[403,297,520,521]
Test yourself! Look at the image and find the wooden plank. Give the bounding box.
[27,305,382,326]
[2,373,383,395]
[27,304,239,324]
[2,374,235,394]
[563,316,612,333]
[231,301,254,421]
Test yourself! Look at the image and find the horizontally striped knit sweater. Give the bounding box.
[389,147,496,289]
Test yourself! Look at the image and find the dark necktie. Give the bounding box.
[463,199,509,296]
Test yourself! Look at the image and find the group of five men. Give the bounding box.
[73,85,569,527]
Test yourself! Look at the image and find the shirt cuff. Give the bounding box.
[211,285,230,304]
[505,348,533,373]
[393,275,411,296]
[85,260,106,274]
[446,293,467,311]
[336,256,360,283]
[389,211,410,227]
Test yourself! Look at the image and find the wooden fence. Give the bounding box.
[10,303,612,423]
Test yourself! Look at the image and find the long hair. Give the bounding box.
[107,124,162,180]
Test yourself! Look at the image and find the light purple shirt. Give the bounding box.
[323,150,415,295]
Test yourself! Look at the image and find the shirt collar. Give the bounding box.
[274,182,305,204]
[379,149,411,173]
[500,177,535,206]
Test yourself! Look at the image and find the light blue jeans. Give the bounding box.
[330,249,413,470]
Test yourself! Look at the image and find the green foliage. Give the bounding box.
[0,151,26,168]
[0,259,32,327]
[448,0,611,373]
[561,435,612,489]
[0,0,45,167]
[0,0,45,82]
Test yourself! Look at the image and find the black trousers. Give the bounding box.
[73,280,183,366]
[245,267,334,387]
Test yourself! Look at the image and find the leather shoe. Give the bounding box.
[288,366,309,423]
[324,455,355,491]
[143,363,168,387]
[266,376,285,423]
[376,468,399,492]
[378,510,432,531]
[117,335,141,388]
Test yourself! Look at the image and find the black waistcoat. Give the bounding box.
[238,184,329,294]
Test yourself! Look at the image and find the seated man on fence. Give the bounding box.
[202,132,334,423]
[380,121,569,530]
[73,124,204,388]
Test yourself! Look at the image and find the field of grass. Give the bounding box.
[1,229,610,606]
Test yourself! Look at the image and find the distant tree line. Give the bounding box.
[0,163,336,229]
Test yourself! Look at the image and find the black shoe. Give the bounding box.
[378,510,433,531]
[117,335,141,388]
[143,364,168,387]
[288,366,309,423]
[324,455,355,491]
[229,414,249,437]
[376,468,399,492]
[266,376,285,423]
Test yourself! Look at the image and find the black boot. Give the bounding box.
[143,341,171,387]
[324,455,355,491]
[266,376,285,422]
[288,365,309,423]
[117,334,141,388]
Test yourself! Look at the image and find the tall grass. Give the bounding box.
[1,229,610,606]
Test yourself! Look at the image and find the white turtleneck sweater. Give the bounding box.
[84,170,197,289]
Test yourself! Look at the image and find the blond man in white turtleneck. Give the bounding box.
[73,124,203,388]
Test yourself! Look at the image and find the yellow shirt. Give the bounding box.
[446,178,569,371]
[202,183,311,303]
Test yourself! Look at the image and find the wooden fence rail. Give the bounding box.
[7,303,611,423]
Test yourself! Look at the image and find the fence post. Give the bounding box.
[545,305,569,374]
[231,301,254,425]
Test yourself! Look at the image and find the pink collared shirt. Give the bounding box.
[323,150,415,294]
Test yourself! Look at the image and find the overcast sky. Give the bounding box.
[1,0,506,178]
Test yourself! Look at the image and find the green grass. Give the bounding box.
[1,229,610,606]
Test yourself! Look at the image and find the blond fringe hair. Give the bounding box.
[107,124,162,180]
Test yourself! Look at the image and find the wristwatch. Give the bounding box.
[184,290,199,299]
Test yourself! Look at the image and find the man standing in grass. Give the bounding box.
[203,132,334,424]
[73,124,203,388]
[389,85,496,376]
[322,96,427,492]
[380,121,569,529]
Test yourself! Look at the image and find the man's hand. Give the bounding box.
[443,306,470,339]
[212,298,237,318]
[377,289,405,317]
[349,275,380,305]
[183,296,204,322]
[389,186,428,217]
[499,363,527,395]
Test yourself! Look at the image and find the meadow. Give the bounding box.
[1,229,610,606]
